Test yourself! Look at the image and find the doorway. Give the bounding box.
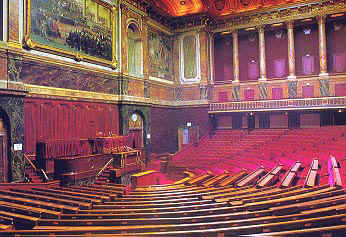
[128,112,144,148]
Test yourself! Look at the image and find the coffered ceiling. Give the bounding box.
[146,0,316,18]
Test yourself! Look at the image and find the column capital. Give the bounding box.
[257,25,266,33]
[286,20,294,29]
[317,15,327,24]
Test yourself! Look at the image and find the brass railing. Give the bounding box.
[96,158,114,177]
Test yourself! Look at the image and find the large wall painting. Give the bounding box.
[179,32,201,84]
[148,29,173,81]
[25,0,117,69]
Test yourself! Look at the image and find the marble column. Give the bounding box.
[232,30,240,83]
[318,15,328,76]
[258,26,266,81]
[287,21,296,80]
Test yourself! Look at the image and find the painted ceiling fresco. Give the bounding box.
[149,0,314,17]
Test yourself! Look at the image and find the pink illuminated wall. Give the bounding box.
[239,32,259,81]
[24,98,119,155]
[294,24,319,76]
[216,115,233,129]
[327,20,346,73]
[218,91,229,102]
[270,113,288,128]
[214,34,233,82]
[265,29,288,79]
[300,113,320,128]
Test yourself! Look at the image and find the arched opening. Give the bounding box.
[127,23,142,76]
[128,112,144,149]
[0,110,9,182]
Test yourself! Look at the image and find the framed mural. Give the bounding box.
[25,0,117,69]
[179,32,201,84]
[148,29,173,81]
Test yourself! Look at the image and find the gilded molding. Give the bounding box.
[24,0,118,69]
[8,41,22,49]
[146,19,173,36]
[20,50,117,77]
[214,1,346,33]
[25,84,120,102]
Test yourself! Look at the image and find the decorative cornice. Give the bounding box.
[146,18,173,36]
[121,1,147,17]
[25,84,119,103]
[214,0,346,33]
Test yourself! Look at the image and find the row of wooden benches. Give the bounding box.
[1,184,345,235]
[0,157,344,236]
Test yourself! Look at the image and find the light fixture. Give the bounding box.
[330,13,344,18]
[301,18,313,22]
[271,23,283,27]
[180,0,186,5]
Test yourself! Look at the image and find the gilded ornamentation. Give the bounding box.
[8,56,23,82]
[213,1,346,33]
[288,81,297,99]
[116,75,129,96]
[200,85,209,100]
[319,79,330,97]
[259,83,267,100]
[232,86,240,101]
[174,87,183,101]
[25,0,117,68]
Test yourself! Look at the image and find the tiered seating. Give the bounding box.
[169,126,346,186]
[0,162,345,236]
[1,126,345,235]
[170,129,287,174]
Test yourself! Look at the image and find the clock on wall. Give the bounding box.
[131,113,138,122]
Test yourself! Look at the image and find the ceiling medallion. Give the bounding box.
[214,0,225,11]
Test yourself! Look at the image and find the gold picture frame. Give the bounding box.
[25,0,118,69]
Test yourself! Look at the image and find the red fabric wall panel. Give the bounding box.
[218,91,229,102]
[327,21,346,73]
[272,88,283,100]
[239,32,259,81]
[294,24,319,76]
[24,98,119,155]
[244,88,255,101]
[302,85,314,98]
[214,35,233,82]
[265,29,288,79]
[335,83,346,96]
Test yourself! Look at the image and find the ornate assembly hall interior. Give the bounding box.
[1,0,346,236]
